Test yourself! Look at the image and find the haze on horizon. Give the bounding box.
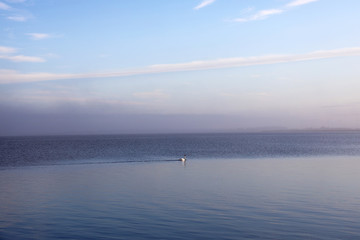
[1,0,360,136]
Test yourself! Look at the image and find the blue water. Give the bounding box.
[1,132,360,239]
[1,132,360,167]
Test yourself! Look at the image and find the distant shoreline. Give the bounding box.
[1,128,360,138]
[236,128,360,133]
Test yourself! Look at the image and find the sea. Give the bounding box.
[1,132,360,239]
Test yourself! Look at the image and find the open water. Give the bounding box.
[1,132,360,239]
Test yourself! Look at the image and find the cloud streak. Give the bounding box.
[194,0,215,10]
[234,0,319,22]
[6,0,27,3]
[1,0,32,21]
[234,9,284,22]
[0,1,11,10]
[0,55,45,62]
[0,45,46,62]
[7,15,27,21]
[286,0,318,7]
[0,46,16,54]
[26,33,51,40]
[1,47,359,84]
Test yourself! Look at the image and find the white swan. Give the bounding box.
[179,154,187,162]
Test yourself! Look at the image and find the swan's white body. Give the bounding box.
[179,155,187,162]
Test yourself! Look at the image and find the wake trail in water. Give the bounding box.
[13,159,183,168]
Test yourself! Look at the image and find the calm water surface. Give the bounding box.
[1,133,360,239]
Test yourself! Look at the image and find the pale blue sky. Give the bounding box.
[1,0,360,135]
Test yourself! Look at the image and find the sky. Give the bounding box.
[1,0,360,135]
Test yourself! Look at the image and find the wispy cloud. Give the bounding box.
[233,0,319,22]
[234,9,284,22]
[286,0,318,8]
[194,0,215,10]
[1,0,32,21]
[1,47,359,84]
[26,33,51,40]
[7,15,27,21]
[0,46,16,54]
[0,1,11,10]
[0,45,46,62]
[0,55,45,62]
[5,0,26,3]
